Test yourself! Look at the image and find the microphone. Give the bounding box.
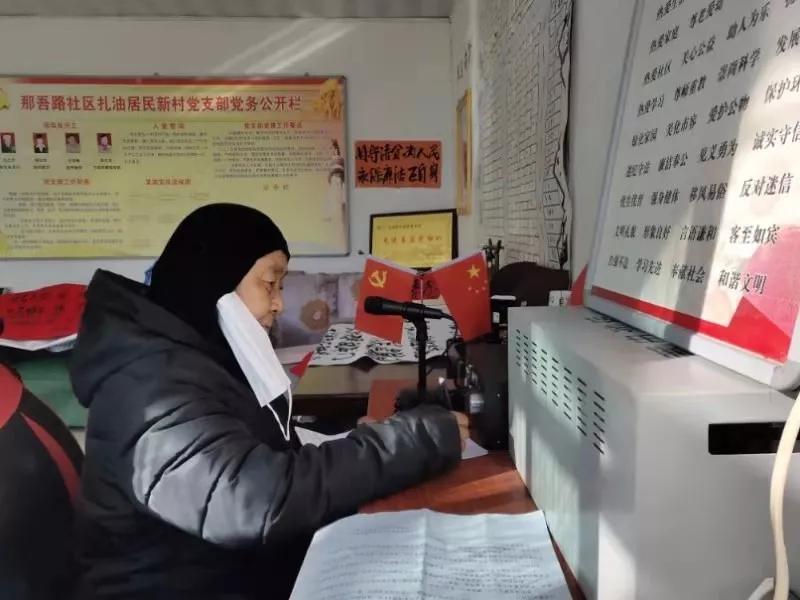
[364,296,452,321]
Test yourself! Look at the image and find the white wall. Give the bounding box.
[567,0,637,279]
[449,0,480,255]
[450,0,637,282]
[2,4,640,289]
[0,17,455,289]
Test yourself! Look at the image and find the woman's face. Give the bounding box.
[235,250,288,329]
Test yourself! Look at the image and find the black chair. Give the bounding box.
[0,363,83,600]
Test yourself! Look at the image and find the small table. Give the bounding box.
[360,379,585,600]
[293,361,446,418]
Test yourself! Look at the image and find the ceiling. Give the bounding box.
[0,0,456,18]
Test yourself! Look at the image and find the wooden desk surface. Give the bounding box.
[362,452,536,515]
[361,379,585,600]
[293,362,445,418]
[296,363,446,400]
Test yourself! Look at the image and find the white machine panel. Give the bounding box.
[508,306,800,599]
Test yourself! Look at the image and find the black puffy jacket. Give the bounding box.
[70,271,461,599]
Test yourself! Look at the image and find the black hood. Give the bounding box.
[148,203,290,350]
[69,270,227,408]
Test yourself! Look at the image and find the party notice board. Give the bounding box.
[588,0,800,388]
[0,75,348,258]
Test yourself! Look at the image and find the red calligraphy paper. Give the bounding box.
[354,140,441,188]
[0,284,86,340]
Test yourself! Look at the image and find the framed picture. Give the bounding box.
[369,209,457,269]
[455,89,472,216]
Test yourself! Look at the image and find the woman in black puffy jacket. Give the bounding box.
[70,203,463,600]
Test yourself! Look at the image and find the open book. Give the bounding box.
[290,509,569,600]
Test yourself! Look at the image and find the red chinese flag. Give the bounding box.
[354,257,416,343]
[429,252,491,341]
[0,284,86,340]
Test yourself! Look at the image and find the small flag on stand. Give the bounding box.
[426,252,491,341]
[354,257,416,343]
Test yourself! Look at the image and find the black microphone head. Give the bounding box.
[364,296,385,314]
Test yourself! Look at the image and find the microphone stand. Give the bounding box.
[365,289,459,412]
[394,317,431,412]
[412,275,430,405]
[397,316,455,412]
[412,317,428,405]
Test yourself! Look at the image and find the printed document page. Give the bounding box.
[290,509,569,600]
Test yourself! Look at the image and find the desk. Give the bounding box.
[360,379,585,600]
[293,361,445,418]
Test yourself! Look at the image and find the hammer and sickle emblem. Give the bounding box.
[369,269,388,288]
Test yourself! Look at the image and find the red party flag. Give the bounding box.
[0,284,86,341]
[354,257,416,343]
[428,252,491,341]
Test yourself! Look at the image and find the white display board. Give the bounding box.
[587,0,800,390]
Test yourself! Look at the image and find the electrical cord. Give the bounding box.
[749,388,800,600]
[770,389,800,599]
[748,578,775,600]
[426,336,462,376]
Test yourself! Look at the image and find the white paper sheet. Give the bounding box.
[295,426,488,462]
[294,426,351,446]
[462,438,489,460]
[290,509,569,600]
[310,320,457,366]
[0,333,76,352]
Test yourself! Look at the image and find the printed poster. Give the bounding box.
[0,75,348,257]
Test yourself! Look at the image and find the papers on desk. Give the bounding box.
[289,509,569,600]
[294,426,351,446]
[310,320,457,366]
[295,426,488,461]
[462,438,489,460]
